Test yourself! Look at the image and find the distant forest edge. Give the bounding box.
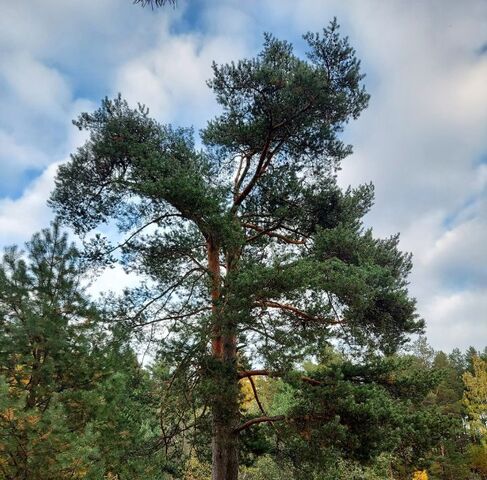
[0,223,486,479]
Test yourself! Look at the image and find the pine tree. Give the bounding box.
[0,223,103,479]
[49,21,423,479]
[0,224,171,479]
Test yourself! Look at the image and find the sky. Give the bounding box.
[0,0,486,352]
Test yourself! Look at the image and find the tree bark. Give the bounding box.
[208,239,240,480]
[211,411,239,480]
[211,327,239,480]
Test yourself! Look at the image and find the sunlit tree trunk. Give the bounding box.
[208,239,239,480]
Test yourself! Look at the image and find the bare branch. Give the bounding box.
[301,376,324,386]
[234,415,286,433]
[238,369,329,388]
[232,135,272,211]
[235,411,332,433]
[234,152,254,200]
[95,213,183,257]
[238,369,273,379]
[243,222,306,245]
[255,300,342,325]
[132,306,211,328]
[248,375,267,416]
[129,267,204,322]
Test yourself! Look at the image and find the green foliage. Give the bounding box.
[47,20,435,478]
[0,225,167,479]
[0,226,485,478]
[463,355,487,440]
[246,355,446,476]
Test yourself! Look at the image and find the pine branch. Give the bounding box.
[243,222,306,245]
[238,369,273,379]
[133,0,176,8]
[238,370,332,389]
[234,415,286,433]
[232,135,272,211]
[248,375,267,416]
[235,412,332,433]
[255,300,342,325]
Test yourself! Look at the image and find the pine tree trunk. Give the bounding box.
[212,406,239,480]
[211,328,239,480]
[207,239,240,480]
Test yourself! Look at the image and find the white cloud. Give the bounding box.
[116,30,250,127]
[425,217,487,286]
[0,52,71,117]
[424,290,487,350]
[0,130,48,171]
[0,163,56,246]
[86,265,141,298]
[0,0,486,352]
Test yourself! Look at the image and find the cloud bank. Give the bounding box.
[0,0,485,351]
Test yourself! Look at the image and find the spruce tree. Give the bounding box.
[50,21,423,479]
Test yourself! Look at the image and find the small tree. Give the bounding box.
[463,355,487,441]
[0,225,167,479]
[50,21,423,480]
[0,223,102,478]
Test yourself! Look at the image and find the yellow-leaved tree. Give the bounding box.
[463,355,487,440]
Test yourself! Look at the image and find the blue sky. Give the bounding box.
[0,0,486,351]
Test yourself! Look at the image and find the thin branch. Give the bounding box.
[234,152,253,200]
[238,369,329,387]
[255,300,342,325]
[232,135,272,211]
[239,323,281,343]
[132,306,211,328]
[235,412,332,433]
[248,375,267,416]
[301,376,324,386]
[102,213,183,256]
[238,369,273,379]
[235,415,285,433]
[129,267,203,322]
[244,222,306,245]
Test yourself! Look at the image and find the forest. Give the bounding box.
[1,4,486,480]
[1,224,486,479]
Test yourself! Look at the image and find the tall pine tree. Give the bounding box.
[50,21,423,479]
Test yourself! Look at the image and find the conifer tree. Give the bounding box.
[0,223,102,478]
[0,225,166,479]
[50,22,423,479]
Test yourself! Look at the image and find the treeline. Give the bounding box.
[216,339,487,480]
[0,224,485,480]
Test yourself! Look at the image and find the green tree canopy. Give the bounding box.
[0,224,167,479]
[49,21,423,480]
[463,355,487,441]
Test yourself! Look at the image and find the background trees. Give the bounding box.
[0,224,165,479]
[0,226,485,478]
[463,355,487,439]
